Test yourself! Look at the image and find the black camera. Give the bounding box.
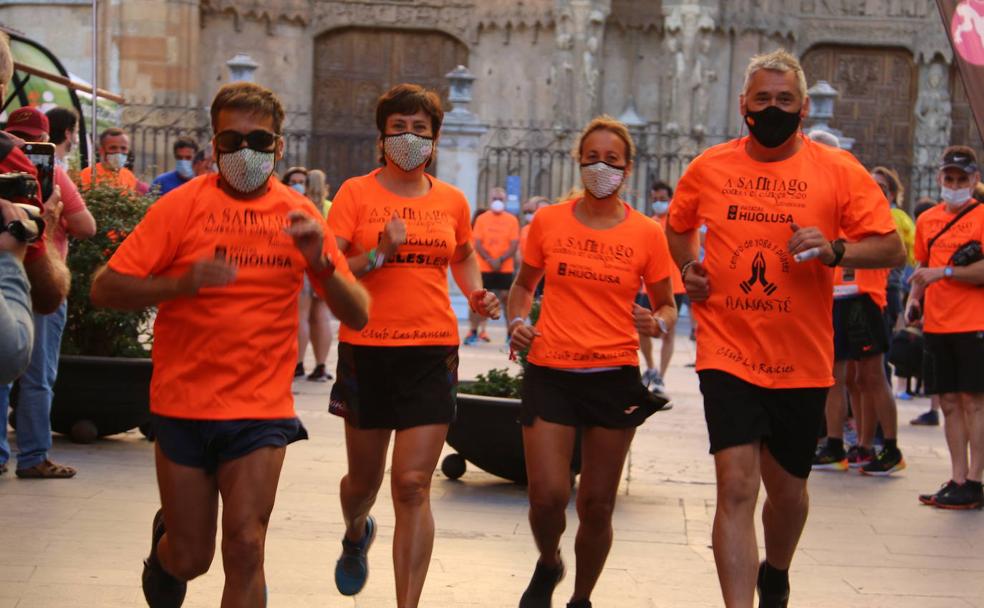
[0,172,45,243]
[950,240,983,267]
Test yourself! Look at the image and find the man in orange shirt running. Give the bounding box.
[909,146,984,510]
[667,49,903,608]
[79,128,142,192]
[465,186,519,344]
[90,82,369,608]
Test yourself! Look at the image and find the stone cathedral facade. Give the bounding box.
[2,0,980,204]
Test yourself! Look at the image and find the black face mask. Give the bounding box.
[744,105,802,148]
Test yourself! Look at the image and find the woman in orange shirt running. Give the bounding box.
[507,116,677,608]
[327,83,500,608]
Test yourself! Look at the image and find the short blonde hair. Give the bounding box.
[0,32,13,87]
[574,115,636,161]
[307,169,328,203]
[743,49,808,99]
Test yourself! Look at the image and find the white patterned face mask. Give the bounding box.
[580,161,625,199]
[218,148,275,193]
[384,132,433,171]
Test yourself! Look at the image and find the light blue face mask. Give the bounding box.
[175,159,194,179]
[291,183,307,195]
[651,201,670,216]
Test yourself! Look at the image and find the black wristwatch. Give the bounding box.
[825,239,846,267]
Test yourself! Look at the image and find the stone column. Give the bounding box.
[911,60,952,201]
[437,65,488,214]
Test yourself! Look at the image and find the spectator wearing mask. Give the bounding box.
[45,106,79,169]
[465,186,519,345]
[296,168,335,382]
[79,127,141,192]
[282,166,308,195]
[151,137,200,196]
[0,105,96,479]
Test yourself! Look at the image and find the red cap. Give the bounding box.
[5,106,50,139]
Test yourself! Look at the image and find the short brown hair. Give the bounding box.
[281,166,307,184]
[574,115,636,161]
[210,82,285,135]
[99,127,127,146]
[871,166,904,204]
[375,84,444,137]
[173,136,199,155]
[975,182,984,203]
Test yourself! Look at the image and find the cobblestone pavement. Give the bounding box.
[1,322,982,607]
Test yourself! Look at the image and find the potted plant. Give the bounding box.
[42,183,154,442]
[443,300,584,483]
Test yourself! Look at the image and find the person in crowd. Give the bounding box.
[326,83,499,608]
[508,116,676,608]
[0,200,33,397]
[45,106,79,170]
[90,81,369,607]
[909,146,984,510]
[0,36,69,320]
[296,169,335,382]
[79,127,143,192]
[666,49,903,607]
[519,195,550,261]
[464,186,519,345]
[909,199,941,425]
[0,106,96,479]
[282,166,308,195]
[151,137,200,197]
[191,149,215,177]
[641,180,687,392]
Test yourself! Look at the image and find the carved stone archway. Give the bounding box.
[309,27,468,190]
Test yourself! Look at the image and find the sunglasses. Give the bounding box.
[214,130,279,153]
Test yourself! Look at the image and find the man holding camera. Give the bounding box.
[909,146,984,510]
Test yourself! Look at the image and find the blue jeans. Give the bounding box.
[0,302,67,469]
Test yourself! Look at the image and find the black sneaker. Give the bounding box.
[919,480,960,506]
[519,554,565,608]
[567,601,592,608]
[935,480,984,510]
[861,448,906,476]
[142,509,187,608]
[756,561,789,608]
[306,363,332,382]
[812,443,848,471]
[294,362,305,378]
[334,515,377,596]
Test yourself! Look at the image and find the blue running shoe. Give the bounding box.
[335,515,377,596]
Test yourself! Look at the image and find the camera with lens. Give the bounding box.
[0,172,45,243]
[949,240,983,267]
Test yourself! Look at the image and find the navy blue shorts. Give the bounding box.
[152,414,308,473]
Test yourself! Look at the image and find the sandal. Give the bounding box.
[16,459,77,479]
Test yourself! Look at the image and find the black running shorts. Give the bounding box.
[481,271,513,291]
[833,294,889,361]
[923,331,984,396]
[329,343,459,430]
[520,362,668,429]
[698,370,827,479]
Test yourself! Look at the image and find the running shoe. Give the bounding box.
[306,363,333,382]
[895,391,913,401]
[910,410,940,426]
[919,480,960,506]
[935,480,983,510]
[463,331,478,346]
[567,601,592,608]
[335,515,377,596]
[846,445,874,469]
[756,561,789,608]
[479,331,491,343]
[642,368,665,392]
[860,448,906,476]
[293,362,305,377]
[811,443,848,471]
[519,554,565,608]
[142,509,187,608]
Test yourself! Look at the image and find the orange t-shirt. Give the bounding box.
[328,169,472,346]
[524,200,672,368]
[107,175,354,420]
[519,223,531,258]
[474,210,520,273]
[833,267,889,309]
[669,136,896,389]
[79,163,140,192]
[914,202,984,333]
[657,216,686,294]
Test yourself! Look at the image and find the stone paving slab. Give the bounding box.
[1,322,982,607]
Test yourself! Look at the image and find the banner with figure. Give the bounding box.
[938,0,984,141]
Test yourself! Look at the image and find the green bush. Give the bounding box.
[61,183,154,357]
